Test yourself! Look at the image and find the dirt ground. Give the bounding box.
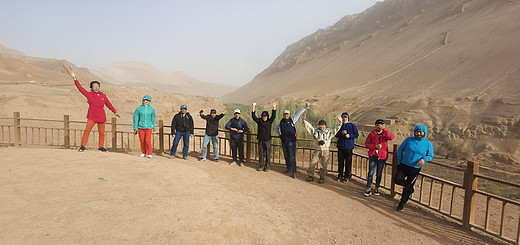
[0,147,504,244]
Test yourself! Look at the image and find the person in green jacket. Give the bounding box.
[133,95,156,158]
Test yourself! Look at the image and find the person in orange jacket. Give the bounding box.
[364,119,394,196]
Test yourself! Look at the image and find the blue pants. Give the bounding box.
[170,131,190,157]
[201,134,219,160]
[367,155,386,188]
[282,141,296,173]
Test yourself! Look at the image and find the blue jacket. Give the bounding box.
[397,125,434,169]
[275,108,306,143]
[133,95,156,130]
[225,117,249,139]
[335,122,359,150]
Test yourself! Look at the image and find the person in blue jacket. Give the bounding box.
[133,95,156,158]
[335,112,359,183]
[394,125,434,211]
[225,109,249,166]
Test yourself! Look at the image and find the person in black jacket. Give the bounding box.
[252,103,276,172]
[199,108,226,162]
[170,104,194,159]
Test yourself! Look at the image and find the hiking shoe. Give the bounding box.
[318,178,325,184]
[364,189,372,197]
[140,153,146,157]
[291,173,297,179]
[78,145,86,152]
[306,176,315,182]
[335,177,341,182]
[147,155,152,158]
[397,202,405,212]
[199,158,206,161]
[230,161,237,166]
[373,189,380,196]
[98,147,108,152]
[168,155,175,159]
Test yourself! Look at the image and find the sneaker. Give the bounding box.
[335,177,341,182]
[140,153,146,157]
[98,147,108,152]
[147,155,152,158]
[264,167,269,172]
[364,189,372,197]
[318,177,325,184]
[341,178,349,183]
[306,176,315,182]
[199,158,206,161]
[78,145,86,152]
[257,166,264,171]
[291,173,297,179]
[239,162,244,167]
[230,161,237,166]
[214,159,219,162]
[168,155,175,159]
[373,189,380,196]
[182,156,188,160]
[397,202,405,212]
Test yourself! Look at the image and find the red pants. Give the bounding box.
[81,119,105,148]
[138,129,153,155]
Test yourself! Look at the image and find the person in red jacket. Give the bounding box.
[67,68,119,152]
[364,119,394,196]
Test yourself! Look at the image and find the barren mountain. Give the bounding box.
[93,61,237,97]
[223,0,520,167]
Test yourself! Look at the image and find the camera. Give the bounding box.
[318,140,325,145]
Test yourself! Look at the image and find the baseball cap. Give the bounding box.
[283,110,290,114]
[234,109,241,114]
[180,104,188,109]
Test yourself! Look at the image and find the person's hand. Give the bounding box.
[152,129,155,133]
[222,109,227,114]
[345,134,350,138]
[231,128,237,132]
[199,110,204,114]
[376,144,382,149]
[134,130,138,135]
[115,113,120,118]
[272,103,277,110]
[342,130,347,135]
[237,130,244,133]
[417,159,425,166]
[301,113,306,121]
[304,102,310,109]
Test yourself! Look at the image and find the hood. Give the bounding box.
[142,95,152,105]
[414,125,427,137]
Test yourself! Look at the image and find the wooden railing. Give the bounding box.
[1,112,519,244]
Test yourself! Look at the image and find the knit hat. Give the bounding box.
[318,120,327,126]
[180,104,188,109]
[234,109,241,114]
[261,111,269,117]
[210,109,217,114]
[283,110,290,114]
[341,112,349,118]
[375,119,385,125]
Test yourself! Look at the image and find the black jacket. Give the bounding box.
[200,113,224,136]
[171,112,194,134]
[252,110,276,141]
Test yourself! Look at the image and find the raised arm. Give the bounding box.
[303,120,315,136]
[292,102,309,124]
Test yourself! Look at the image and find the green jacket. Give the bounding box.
[133,95,156,130]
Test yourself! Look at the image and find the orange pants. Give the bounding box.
[81,119,105,148]
[138,129,153,155]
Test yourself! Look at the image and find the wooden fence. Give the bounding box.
[0,112,519,244]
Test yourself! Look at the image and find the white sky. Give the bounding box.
[0,0,380,85]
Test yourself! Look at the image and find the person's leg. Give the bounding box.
[170,132,182,156]
[201,134,210,159]
[345,149,353,180]
[138,129,146,154]
[367,155,378,189]
[237,137,244,163]
[182,132,190,157]
[288,141,297,173]
[81,119,96,147]
[337,149,345,179]
[265,140,271,169]
[308,150,320,177]
[319,150,330,179]
[97,122,106,148]
[212,136,219,160]
[282,142,291,171]
[400,167,421,205]
[375,159,386,189]
[394,164,407,186]
[258,141,265,167]
[230,138,238,162]
[145,129,153,155]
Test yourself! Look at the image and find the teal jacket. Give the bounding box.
[133,95,156,130]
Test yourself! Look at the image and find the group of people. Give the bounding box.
[69,69,434,212]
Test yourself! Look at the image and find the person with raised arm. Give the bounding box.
[199,109,226,162]
[251,102,276,172]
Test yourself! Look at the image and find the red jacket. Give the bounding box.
[75,80,116,123]
[365,128,395,160]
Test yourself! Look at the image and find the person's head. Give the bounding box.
[414,125,427,139]
[142,95,152,105]
[261,111,269,121]
[283,110,291,119]
[234,109,241,119]
[375,119,385,131]
[90,81,100,92]
[210,109,217,118]
[341,112,350,123]
[318,119,327,131]
[180,104,188,113]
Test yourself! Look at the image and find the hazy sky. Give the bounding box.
[0,0,379,86]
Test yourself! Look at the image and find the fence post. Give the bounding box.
[462,161,479,230]
[246,129,252,163]
[158,120,164,155]
[14,112,21,147]
[64,115,70,148]
[111,117,117,151]
[391,144,398,198]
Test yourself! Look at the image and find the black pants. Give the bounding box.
[394,164,421,204]
[258,140,271,168]
[230,137,244,163]
[337,149,353,179]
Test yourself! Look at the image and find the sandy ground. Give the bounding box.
[0,147,503,244]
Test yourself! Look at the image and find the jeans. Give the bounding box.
[367,155,386,188]
[337,149,353,179]
[201,134,219,160]
[258,140,271,168]
[170,131,190,157]
[230,137,244,163]
[281,141,296,173]
[394,164,421,204]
